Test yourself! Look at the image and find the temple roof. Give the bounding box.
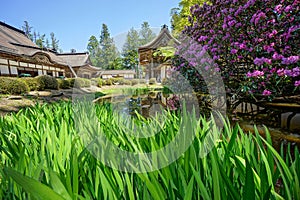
[58,52,91,67]
[138,25,180,52]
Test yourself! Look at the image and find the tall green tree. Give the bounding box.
[45,38,50,48]
[35,33,45,48]
[22,21,33,41]
[98,24,119,69]
[50,32,59,51]
[171,0,209,37]
[122,27,140,69]
[87,35,100,66]
[139,22,156,45]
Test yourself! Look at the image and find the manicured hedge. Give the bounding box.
[21,77,39,91]
[131,79,139,85]
[57,79,70,89]
[35,75,58,90]
[0,77,29,95]
[69,78,91,88]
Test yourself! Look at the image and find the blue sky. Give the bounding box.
[0,0,180,52]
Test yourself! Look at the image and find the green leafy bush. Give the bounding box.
[139,79,146,84]
[149,78,156,85]
[57,79,70,89]
[21,77,39,91]
[104,79,113,86]
[0,77,29,94]
[83,79,91,87]
[123,79,132,85]
[35,75,58,90]
[131,79,139,85]
[97,78,104,87]
[69,78,91,88]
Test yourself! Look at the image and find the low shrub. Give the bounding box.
[97,78,104,87]
[0,77,29,95]
[149,78,156,85]
[21,77,39,91]
[57,79,70,89]
[123,79,132,85]
[35,75,58,90]
[83,79,91,87]
[131,79,139,85]
[69,78,91,88]
[90,78,98,87]
[104,79,113,86]
[139,79,146,84]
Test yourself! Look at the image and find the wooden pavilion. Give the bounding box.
[138,25,180,82]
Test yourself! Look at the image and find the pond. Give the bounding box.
[93,88,300,151]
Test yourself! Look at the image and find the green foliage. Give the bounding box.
[94,78,104,87]
[149,78,157,85]
[104,78,113,86]
[131,79,139,85]
[98,24,120,69]
[171,0,209,37]
[21,77,39,91]
[87,35,100,66]
[139,22,156,45]
[69,78,91,88]
[57,79,70,89]
[122,28,140,69]
[36,75,58,90]
[0,102,299,199]
[0,77,29,94]
[50,32,59,51]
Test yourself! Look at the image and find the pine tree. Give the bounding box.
[35,33,45,48]
[122,27,140,69]
[22,21,33,41]
[139,22,156,45]
[98,24,119,69]
[87,35,100,66]
[50,32,59,51]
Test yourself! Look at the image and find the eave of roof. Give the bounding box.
[138,27,180,51]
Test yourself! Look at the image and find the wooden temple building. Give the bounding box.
[57,52,100,79]
[138,25,180,82]
[0,22,79,77]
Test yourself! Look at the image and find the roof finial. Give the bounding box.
[161,24,168,30]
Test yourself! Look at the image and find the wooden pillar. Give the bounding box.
[7,60,12,76]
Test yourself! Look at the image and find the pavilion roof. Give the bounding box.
[138,25,180,52]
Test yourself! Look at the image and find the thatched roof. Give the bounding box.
[58,52,91,67]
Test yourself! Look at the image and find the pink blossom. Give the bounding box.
[268,30,278,38]
[262,89,272,96]
[275,4,283,13]
[277,68,285,76]
[254,57,272,65]
[284,5,293,12]
[282,56,300,65]
[231,49,238,54]
[292,67,300,77]
[272,52,283,60]
[295,80,300,87]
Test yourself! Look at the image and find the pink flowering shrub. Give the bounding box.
[173,0,299,101]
